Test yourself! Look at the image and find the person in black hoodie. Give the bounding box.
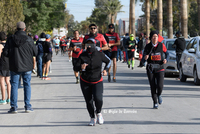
[74,38,111,126]
[3,21,37,113]
[172,31,186,70]
[144,31,169,109]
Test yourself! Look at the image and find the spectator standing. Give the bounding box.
[172,31,186,70]
[36,33,46,78]
[3,21,37,113]
[0,32,11,105]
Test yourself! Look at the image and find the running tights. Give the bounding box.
[147,71,164,104]
[80,80,103,118]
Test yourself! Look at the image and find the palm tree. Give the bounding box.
[197,0,200,35]
[146,0,150,38]
[167,0,173,39]
[157,0,162,35]
[129,0,135,36]
[181,0,188,38]
[103,0,123,24]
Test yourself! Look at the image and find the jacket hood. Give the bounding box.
[179,36,185,41]
[13,31,28,47]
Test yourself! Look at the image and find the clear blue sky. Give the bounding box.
[66,0,144,22]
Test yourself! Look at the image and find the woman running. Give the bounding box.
[74,38,111,126]
[144,31,169,109]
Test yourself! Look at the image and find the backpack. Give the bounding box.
[37,42,43,54]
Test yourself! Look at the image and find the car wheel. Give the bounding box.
[194,69,200,85]
[179,66,187,82]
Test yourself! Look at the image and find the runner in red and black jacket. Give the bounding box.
[60,37,67,56]
[69,30,84,84]
[104,24,120,82]
[83,24,108,52]
[144,31,169,109]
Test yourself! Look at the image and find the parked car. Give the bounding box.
[179,36,200,85]
[162,39,190,76]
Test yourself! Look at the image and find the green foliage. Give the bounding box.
[0,0,24,34]
[21,0,67,35]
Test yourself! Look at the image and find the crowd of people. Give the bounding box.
[2,21,189,126]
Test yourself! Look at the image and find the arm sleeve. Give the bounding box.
[172,39,178,48]
[125,39,129,48]
[101,35,107,46]
[83,37,86,45]
[3,39,10,57]
[32,40,37,57]
[116,33,120,41]
[69,41,73,48]
[101,53,111,71]
[162,43,167,53]
[163,43,169,61]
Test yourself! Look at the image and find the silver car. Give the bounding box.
[179,36,200,85]
[162,39,190,76]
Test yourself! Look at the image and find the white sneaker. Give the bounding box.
[96,113,104,125]
[88,118,96,126]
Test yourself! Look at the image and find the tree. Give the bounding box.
[197,0,200,34]
[0,0,24,34]
[129,0,135,36]
[104,0,123,24]
[167,0,173,38]
[181,0,188,38]
[146,0,150,38]
[21,0,67,35]
[157,0,162,35]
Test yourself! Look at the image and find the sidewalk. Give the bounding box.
[0,53,199,134]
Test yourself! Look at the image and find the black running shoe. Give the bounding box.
[108,75,111,82]
[132,67,134,70]
[76,79,79,84]
[128,65,130,68]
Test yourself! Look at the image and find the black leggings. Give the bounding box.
[80,80,103,118]
[147,70,164,104]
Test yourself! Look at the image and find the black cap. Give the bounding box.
[125,33,129,36]
[40,32,46,38]
[108,24,115,29]
[149,31,158,40]
[176,31,181,35]
[89,24,97,28]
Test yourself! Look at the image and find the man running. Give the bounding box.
[69,30,83,84]
[53,36,60,55]
[60,37,67,56]
[104,24,120,82]
[83,24,108,52]
[125,34,137,70]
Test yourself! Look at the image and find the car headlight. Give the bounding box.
[169,56,176,60]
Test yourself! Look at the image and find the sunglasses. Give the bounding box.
[90,27,96,30]
[85,43,96,47]
[109,27,114,29]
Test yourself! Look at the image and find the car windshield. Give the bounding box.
[166,41,175,50]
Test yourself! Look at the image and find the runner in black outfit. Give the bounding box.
[42,34,52,80]
[74,38,111,126]
[144,31,169,109]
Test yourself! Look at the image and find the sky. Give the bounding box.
[66,0,144,22]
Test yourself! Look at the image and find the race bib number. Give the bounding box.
[151,52,161,61]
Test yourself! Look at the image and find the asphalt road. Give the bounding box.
[0,52,200,134]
